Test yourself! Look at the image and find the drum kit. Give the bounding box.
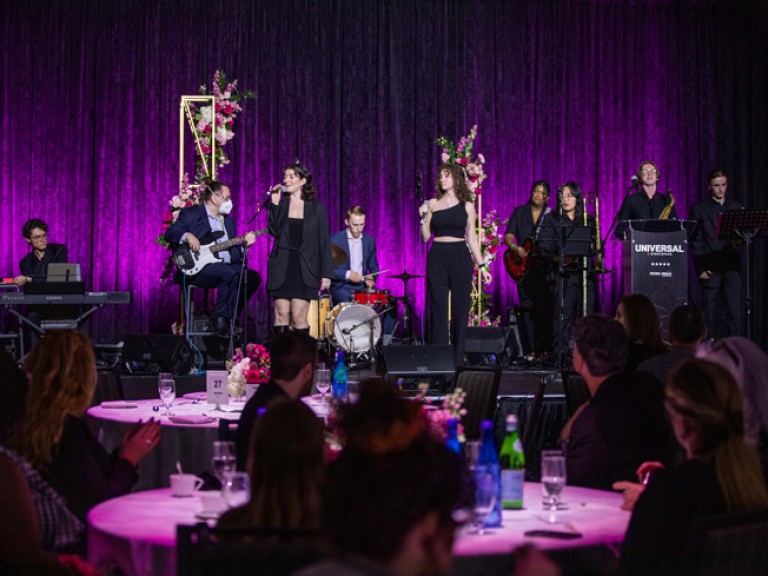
[317,267,424,366]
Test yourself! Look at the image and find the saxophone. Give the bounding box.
[659,191,675,219]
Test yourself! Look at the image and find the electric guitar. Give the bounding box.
[503,237,540,282]
[173,229,266,276]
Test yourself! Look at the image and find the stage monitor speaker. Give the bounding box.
[121,334,192,376]
[464,327,509,354]
[381,345,455,378]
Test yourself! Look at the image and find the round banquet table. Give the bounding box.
[87,482,629,576]
[86,395,330,491]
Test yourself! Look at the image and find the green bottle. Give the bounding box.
[499,414,525,509]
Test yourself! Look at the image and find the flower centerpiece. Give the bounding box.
[226,343,271,398]
[421,387,467,443]
[436,124,488,199]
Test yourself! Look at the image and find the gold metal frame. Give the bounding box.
[179,95,218,189]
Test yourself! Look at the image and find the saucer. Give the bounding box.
[195,510,222,521]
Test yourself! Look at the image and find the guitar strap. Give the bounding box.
[533,207,551,240]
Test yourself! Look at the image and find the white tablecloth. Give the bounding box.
[86,395,330,491]
[87,482,629,576]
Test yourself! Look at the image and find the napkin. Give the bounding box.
[100,401,138,409]
[168,415,216,425]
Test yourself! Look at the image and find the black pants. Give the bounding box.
[190,263,261,319]
[427,242,473,366]
[700,270,742,338]
[554,272,595,358]
[517,265,554,355]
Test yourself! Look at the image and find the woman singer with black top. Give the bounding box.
[419,163,491,366]
[267,161,334,334]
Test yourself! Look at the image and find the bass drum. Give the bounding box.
[325,303,382,352]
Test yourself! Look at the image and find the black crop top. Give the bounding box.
[431,203,467,238]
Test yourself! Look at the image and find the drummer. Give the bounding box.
[329,205,380,304]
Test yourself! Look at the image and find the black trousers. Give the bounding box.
[191,263,261,319]
[427,242,473,366]
[700,270,742,338]
[554,271,595,357]
[517,265,554,355]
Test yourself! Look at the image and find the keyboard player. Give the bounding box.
[13,218,68,286]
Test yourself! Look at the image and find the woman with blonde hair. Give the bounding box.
[618,358,768,575]
[15,330,160,520]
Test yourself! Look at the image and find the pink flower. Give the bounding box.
[457,157,469,166]
[441,152,450,163]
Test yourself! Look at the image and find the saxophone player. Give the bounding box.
[614,160,677,239]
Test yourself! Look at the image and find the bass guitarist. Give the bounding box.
[503,180,554,361]
[165,178,260,338]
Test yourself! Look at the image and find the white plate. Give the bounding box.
[195,510,222,520]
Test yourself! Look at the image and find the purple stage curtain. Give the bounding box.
[1,0,766,346]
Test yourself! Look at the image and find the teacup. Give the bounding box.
[198,490,227,514]
[170,473,204,497]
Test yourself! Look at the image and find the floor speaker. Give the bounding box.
[121,334,193,375]
[380,345,455,377]
[464,327,509,354]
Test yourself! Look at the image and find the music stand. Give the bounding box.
[715,208,768,340]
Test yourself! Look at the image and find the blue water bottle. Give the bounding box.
[445,417,462,456]
[331,350,348,401]
[477,419,502,527]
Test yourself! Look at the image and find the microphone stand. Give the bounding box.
[602,180,637,249]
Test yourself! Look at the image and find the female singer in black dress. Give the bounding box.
[419,164,491,366]
[267,162,334,333]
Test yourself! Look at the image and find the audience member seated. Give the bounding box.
[636,304,707,385]
[699,337,768,471]
[15,330,160,521]
[296,420,468,576]
[217,399,325,538]
[615,294,669,372]
[560,315,672,490]
[617,358,768,575]
[0,350,87,575]
[236,331,317,470]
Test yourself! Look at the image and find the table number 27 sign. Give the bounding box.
[206,371,229,406]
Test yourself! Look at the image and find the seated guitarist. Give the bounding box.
[165,179,260,338]
[504,180,553,361]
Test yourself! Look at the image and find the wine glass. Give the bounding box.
[222,472,250,509]
[471,468,497,535]
[157,372,176,417]
[212,441,236,485]
[540,450,567,511]
[314,368,331,403]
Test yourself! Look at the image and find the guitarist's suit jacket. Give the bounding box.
[329,230,379,304]
[164,204,243,265]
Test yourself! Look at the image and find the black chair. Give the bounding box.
[218,418,238,442]
[177,523,324,576]
[521,375,549,459]
[454,365,502,440]
[561,370,591,418]
[687,507,768,576]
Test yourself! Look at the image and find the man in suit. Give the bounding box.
[689,169,743,338]
[329,205,379,305]
[14,218,68,285]
[614,160,677,239]
[165,180,260,338]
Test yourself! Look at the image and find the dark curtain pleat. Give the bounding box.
[1,0,766,345]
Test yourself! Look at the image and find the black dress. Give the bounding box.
[270,218,316,301]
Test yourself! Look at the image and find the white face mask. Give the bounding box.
[219,199,233,215]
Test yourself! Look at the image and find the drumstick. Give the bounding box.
[362,269,389,279]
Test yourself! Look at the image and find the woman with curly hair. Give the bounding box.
[267,161,334,333]
[615,293,669,371]
[419,163,491,366]
[15,330,160,520]
[618,358,768,575]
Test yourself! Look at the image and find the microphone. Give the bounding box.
[266,185,286,195]
[419,200,429,225]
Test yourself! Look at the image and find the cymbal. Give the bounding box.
[331,244,348,266]
[388,270,423,281]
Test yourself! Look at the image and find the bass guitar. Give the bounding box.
[173,229,266,276]
[503,237,540,282]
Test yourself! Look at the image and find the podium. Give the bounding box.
[620,219,696,334]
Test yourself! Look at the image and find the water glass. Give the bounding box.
[540,450,567,510]
[157,372,176,417]
[222,472,250,509]
[471,468,497,535]
[212,441,236,484]
[464,441,481,470]
[314,368,331,403]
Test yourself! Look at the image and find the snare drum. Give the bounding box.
[325,303,382,352]
[353,289,390,308]
[308,295,332,340]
